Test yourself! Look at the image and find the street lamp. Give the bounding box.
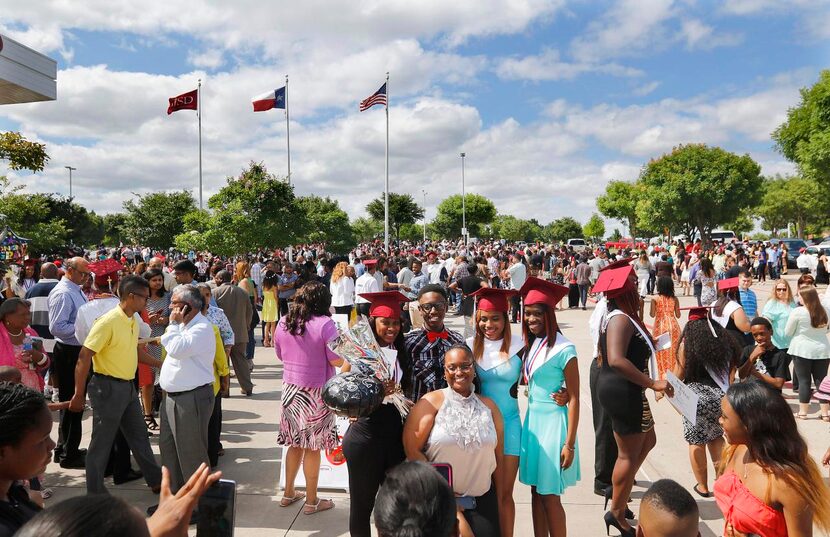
[421,189,427,242]
[64,166,76,199]
[460,152,466,247]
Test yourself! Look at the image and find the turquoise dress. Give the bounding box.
[467,336,524,456]
[519,333,581,495]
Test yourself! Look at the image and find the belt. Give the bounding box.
[167,383,213,397]
[93,372,132,383]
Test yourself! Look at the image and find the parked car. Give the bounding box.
[567,238,588,252]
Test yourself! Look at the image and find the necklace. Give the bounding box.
[5,327,22,337]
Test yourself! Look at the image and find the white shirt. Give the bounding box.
[427,262,444,284]
[507,262,527,290]
[330,277,355,307]
[159,313,217,392]
[354,272,380,303]
[75,298,151,345]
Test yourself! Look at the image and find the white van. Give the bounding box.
[694,230,737,244]
[567,238,588,252]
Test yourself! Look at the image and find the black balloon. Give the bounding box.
[322,372,385,418]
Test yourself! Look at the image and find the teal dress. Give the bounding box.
[519,333,581,495]
[468,336,524,457]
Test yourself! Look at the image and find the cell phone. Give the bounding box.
[197,479,236,537]
[456,495,476,510]
[431,463,452,487]
[180,304,191,315]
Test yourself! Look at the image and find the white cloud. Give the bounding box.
[633,81,661,97]
[680,19,743,50]
[188,49,224,69]
[494,48,643,81]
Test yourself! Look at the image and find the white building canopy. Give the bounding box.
[0,34,57,105]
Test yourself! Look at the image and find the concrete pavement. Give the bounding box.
[42,274,830,536]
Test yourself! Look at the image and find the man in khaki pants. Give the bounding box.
[211,270,254,396]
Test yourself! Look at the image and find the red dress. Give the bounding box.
[714,471,788,537]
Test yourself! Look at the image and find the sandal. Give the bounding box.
[144,415,159,431]
[693,484,713,498]
[796,413,809,420]
[303,498,334,515]
[822,414,830,422]
[279,492,306,507]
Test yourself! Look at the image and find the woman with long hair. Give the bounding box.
[566,257,579,309]
[141,269,170,429]
[340,292,411,537]
[235,261,258,361]
[274,281,343,515]
[465,287,524,537]
[716,379,830,537]
[673,308,740,498]
[649,276,680,384]
[517,277,580,537]
[634,252,652,298]
[711,278,751,347]
[694,257,717,306]
[594,266,671,536]
[785,285,830,420]
[762,279,796,354]
[329,261,355,316]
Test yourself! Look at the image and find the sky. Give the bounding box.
[1,0,829,234]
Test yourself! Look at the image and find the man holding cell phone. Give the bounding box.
[159,284,217,494]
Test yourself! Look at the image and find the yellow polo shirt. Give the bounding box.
[211,325,229,396]
[84,305,138,380]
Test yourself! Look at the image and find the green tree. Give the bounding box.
[366,192,424,239]
[398,223,425,242]
[431,194,496,239]
[296,195,355,253]
[102,213,128,246]
[490,214,542,241]
[597,180,641,239]
[351,217,383,242]
[0,178,67,254]
[755,175,827,237]
[772,70,830,189]
[122,190,197,249]
[42,195,104,246]
[583,213,606,242]
[175,162,305,256]
[636,144,763,245]
[542,217,583,243]
[0,132,49,172]
[609,228,622,241]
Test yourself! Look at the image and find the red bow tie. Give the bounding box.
[426,330,449,343]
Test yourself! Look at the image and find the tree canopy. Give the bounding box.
[542,217,582,243]
[431,194,496,239]
[489,214,542,242]
[366,192,424,239]
[636,144,762,244]
[583,213,606,242]
[122,190,197,250]
[296,195,355,253]
[773,70,830,190]
[0,178,67,254]
[597,180,641,239]
[755,175,827,238]
[0,132,49,172]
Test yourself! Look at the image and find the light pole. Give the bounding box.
[460,152,466,247]
[64,166,76,199]
[421,189,427,242]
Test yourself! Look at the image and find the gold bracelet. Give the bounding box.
[565,444,575,452]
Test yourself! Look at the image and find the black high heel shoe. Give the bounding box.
[603,487,635,520]
[604,511,635,537]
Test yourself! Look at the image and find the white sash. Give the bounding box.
[604,309,658,381]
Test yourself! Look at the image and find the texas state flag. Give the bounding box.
[252,86,286,112]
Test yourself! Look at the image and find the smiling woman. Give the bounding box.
[0,381,54,535]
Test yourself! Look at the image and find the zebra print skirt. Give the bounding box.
[277,383,338,451]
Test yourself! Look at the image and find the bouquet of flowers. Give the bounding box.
[327,317,413,420]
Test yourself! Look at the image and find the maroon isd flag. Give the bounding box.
[167,89,198,115]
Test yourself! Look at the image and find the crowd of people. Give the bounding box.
[0,234,829,536]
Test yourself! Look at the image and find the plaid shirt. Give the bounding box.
[403,328,467,402]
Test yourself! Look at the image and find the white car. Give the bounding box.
[567,238,588,252]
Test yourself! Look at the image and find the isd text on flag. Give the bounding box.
[359,83,387,111]
[167,89,198,115]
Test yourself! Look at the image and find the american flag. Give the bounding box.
[359,83,387,111]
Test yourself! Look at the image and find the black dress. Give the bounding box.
[817,257,829,285]
[596,316,654,435]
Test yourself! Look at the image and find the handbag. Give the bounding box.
[322,372,385,418]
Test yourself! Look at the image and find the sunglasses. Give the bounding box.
[775,288,787,291]
[419,302,447,313]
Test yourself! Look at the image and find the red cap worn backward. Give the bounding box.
[718,277,739,292]
[358,291,410,319]
[591,265,636,298]
[519,277,569,308]
[468,287,518,313]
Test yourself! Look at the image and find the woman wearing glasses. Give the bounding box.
[403,345,504,537]
[762,280,796,358]
[786,285,830,420]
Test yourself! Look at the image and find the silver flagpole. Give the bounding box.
[285,74,291,186]
[197,78,203,209]
[384,72,389,254]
